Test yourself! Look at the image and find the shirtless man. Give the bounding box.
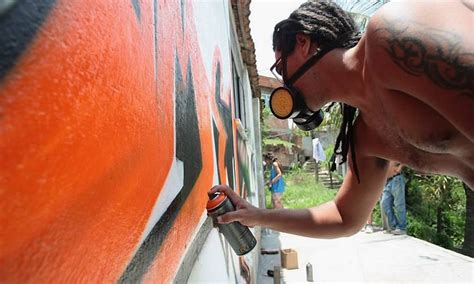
[209,0,473,238]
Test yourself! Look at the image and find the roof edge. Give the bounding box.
[231,0,261,99]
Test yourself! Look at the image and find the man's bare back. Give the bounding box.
[356,1,474,187]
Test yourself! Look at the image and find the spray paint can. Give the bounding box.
[306,262,314,282]
[206,192,257,256]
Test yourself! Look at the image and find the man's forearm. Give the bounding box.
[257,201,356,238]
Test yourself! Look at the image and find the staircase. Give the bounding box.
[319,169,342,189]
[303,159,342,189]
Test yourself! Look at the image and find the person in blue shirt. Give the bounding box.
[381,162,407,235]
[265,153,285,209]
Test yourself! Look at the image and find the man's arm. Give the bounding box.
[209,154,388,239]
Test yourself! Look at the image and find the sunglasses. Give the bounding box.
[270,57,283,83]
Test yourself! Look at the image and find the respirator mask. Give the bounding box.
[269,25,353,131]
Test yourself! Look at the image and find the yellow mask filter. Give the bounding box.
[269,86,325,131]
[269,87,295,119]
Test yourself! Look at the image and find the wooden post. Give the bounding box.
[315,160,319,183]
[329,171,333,189]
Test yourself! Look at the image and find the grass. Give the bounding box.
[265,171,337,209]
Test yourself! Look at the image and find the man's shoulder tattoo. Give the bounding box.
[373,18,474,96]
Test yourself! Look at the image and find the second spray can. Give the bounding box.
[207,192,257,256]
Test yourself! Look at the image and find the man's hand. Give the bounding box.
[208,185,262,227]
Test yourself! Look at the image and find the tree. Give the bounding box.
[406,171,466,252]
[462,183,474,257]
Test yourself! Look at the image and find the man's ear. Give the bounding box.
[295,33,313,56]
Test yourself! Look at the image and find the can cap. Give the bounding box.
[206,192,227,211]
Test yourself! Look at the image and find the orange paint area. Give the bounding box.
[0,0,245,283]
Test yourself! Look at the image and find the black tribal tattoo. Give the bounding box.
[374,19,474,96]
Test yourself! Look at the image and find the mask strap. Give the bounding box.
[281,50,289,83]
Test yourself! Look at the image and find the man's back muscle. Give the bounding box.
[355,1,474,186]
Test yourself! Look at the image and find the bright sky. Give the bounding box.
[249,0,306,78]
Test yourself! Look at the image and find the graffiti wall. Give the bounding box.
[0,0,261,283]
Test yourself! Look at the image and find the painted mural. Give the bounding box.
[0,0,259,283]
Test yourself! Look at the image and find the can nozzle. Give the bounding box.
[208,192,219,200]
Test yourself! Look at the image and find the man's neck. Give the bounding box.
[327,46,366,107]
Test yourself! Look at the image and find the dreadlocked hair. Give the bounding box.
[330,104,360,183]
[289,0,360,48]
[273,0,363,182]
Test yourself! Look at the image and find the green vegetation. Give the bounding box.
[358,170,466,252]
[265,170,336,209]
[404,171,466,251]
[263,138,295,148]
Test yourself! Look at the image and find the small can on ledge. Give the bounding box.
[306,262,314,282]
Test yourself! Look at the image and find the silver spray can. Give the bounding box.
[206,192,257,255]
[306,262,314,282]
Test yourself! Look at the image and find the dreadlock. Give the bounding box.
[331,104,360,183]
[289,0,360,48]
[273,0,362,182]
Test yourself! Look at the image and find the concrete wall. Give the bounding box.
[0,0,260,283]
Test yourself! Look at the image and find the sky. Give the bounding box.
[249,0,306,78]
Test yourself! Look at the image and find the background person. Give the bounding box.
[265,153,285,209]
[381,162,407,235]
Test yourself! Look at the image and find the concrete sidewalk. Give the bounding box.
[258,229,473,284]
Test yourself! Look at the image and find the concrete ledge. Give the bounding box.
[258,229,473,283]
